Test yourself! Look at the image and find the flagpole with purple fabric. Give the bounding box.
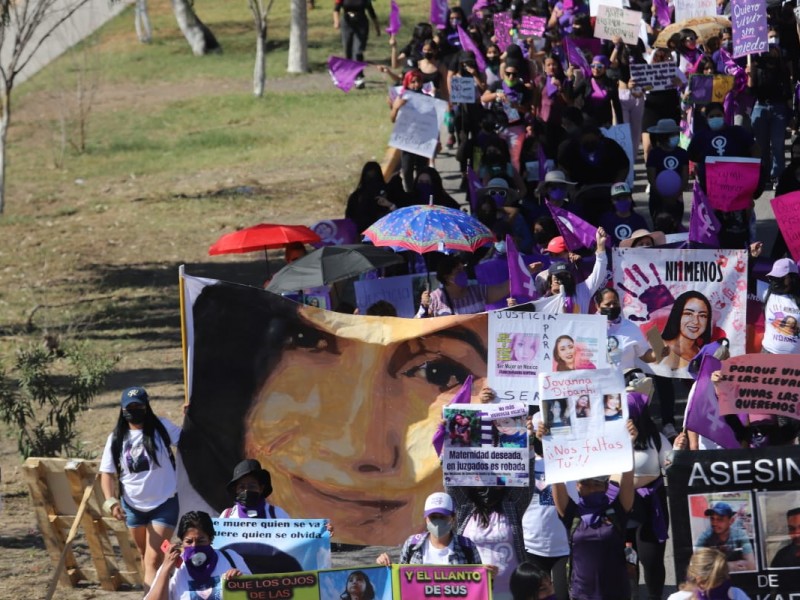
[386,0,401,35]
[684,355,740,449]
[652,0,671,28]
[327,56,368,92]
[432,374,474,456]
[506,234,538,302]
[563,36,591,80]
[467,166,482,213]
[457,25,486,72]
[430,0,447,29]
[689,181,721,246]
[546,201,598,251]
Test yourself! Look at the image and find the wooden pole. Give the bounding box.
[45,482,94,600]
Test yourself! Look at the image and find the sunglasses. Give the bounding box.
[591,63,606,68]
[684,36,697,42]
[505,71,519,77]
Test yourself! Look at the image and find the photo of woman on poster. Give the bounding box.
[543,398,570,430]
[603,394,623,421]
[659,291,713,370]
[492,416,528,448]
[575,395,591,419]
[553,335,597,372]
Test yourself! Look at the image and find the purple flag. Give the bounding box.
[432,374,473,456]
[327,56,367,92]
[471,0,489,13]
[493,12,513,52]
[684,356,740,449]
[430,0,447,29]
[467,166,483,213]
[547,201,597,251]
[386,0,401,35]
[653,0,671,28]
[457,25,486,72]
[506,234,538,302]
[564,36,591,79]
[689,181,721,246]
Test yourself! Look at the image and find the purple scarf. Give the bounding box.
[577,491,611,528]
[697,581,732,600]
[635,477,669,543]
[233,500,267,519]
[501,80,521,104]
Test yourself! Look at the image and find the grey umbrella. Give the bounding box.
[265,244,406,294]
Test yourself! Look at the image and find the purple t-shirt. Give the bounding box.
[562,496,629,600]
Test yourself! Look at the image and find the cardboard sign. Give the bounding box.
[450,76,477,104]
[687,74,735,105]
[771,191,800,263]
[732,0,768,58]
[705,156,761,212]
[674,0,717,22]
[629,61,676,91]
[716,354,800,420]
[389,92,448,159]
[589,0,622,17]
[594,5,642,45]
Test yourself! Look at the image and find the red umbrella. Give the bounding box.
[208,223,321,256]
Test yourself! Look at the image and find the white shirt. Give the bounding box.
[633,435,671,477]
[760,291,800,354]
[536,253,609,315]
[422,538,455,565]
[607,317,649,370]
[99,417,181,511]
[523,456,578,558]
[667,587,750,600]
[146,549,250,600]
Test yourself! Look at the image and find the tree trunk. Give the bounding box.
[287,0,308,74]
[170,0,222,56]
[0,89,10,215]
[134,0,153,44]
[253,24,266,97]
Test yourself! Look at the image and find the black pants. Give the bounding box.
[340,12,369,62]
[401,151,428,193]
[525,552,569,600]
[625,484,669,600]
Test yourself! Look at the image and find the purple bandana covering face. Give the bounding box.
[182,546,219,584]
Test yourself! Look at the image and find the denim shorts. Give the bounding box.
[121,495,179,529]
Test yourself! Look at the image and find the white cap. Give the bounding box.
[423,492,455,517]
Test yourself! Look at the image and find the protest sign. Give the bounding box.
[519,15,546,37]
[594,5,641,45]
[666,446,800,597]
[320,566,394,600]
[450,76,476,104]
[354,274,431,318]
[716,354,800,420]
[601,124,634,188]
[310,219,358,247]
[684,355,742,449]
[493,12,513,51]
[398,566,492,599]
[731,0,768,59]
[442,401,529,486]
[487,311,608,405]
[224,571,320,600]
[612,248,748,378]
[687,74,735,105]
[539,368,631,483]
[705,157,761,212]
[589,0,621,17]
[389,92,448,159]
[213,519,331,575]
[673,0,716,22]
[771,191,800,262]
[629,62,676,91]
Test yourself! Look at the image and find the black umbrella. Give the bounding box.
[265,244,405,294]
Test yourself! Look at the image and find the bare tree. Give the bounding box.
[171,0,221,56]
[287,0,307,74]
[249,0,274,97]
[0,0,108,214]
[134,0,152,43]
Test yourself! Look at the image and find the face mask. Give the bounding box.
[707,116,725,131]
[599,306,622,320]
[424,52,434,60]
[614,198,632,213]
[450,18,461,28]
[548,188,567,202]
[453,271,469,288]
[494,241,507,254]
[123,408,146,425]
[667,135,680,149]
[723,40,732,51]
[769,37,779,46]
[182,546,219,584]
[487,57,500,67]
[426,517,452,538]
[235,489,262,508]
[769,278,788,294]
[503,78,516,87]
[578,490,608,508]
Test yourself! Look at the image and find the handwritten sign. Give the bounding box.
[539,368,632,483]
[519,15,546,37]
[398,566,492,599]
[601,123,635,188]
[674,0,716,22]
[389,92,448,159]
[732,0,768,58]
[589,0,621,17]
[493,12,513,51]
[771,191,800,263]
[450,76,477,104]
[594,5,642,45]
[705,157,761,212]
[717,354,800,421]
[629,61,676,91]
[687,74,735,105]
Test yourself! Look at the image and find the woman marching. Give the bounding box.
[100,386,182,590]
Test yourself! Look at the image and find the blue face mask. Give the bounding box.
[707,116,725,131]
[548,188,567,202]
[667,135,680,149]
[494,241,507,254]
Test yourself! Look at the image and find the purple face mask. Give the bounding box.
[614,198,632,213]
[453,271,469,288]
[182,546,219,583]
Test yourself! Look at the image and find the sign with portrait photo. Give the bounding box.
[612,248,748,378]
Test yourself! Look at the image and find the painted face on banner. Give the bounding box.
[680,298,710,341]
[244,307,488,544]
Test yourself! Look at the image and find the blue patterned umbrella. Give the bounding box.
[363,204,494,254]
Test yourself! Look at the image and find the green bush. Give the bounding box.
[0,341,118,458]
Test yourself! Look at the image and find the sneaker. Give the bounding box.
[354,77,365,89]
[662,423,677,440]
[446,134,455,149]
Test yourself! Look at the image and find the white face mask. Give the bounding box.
[769,37,779,45]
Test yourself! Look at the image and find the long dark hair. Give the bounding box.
[111,400,174,474]
[340,570,376,600]
[554,334,574,371]
[765,272,800,312]
[661,291,712,345]
[510,562,549,600]
[631,401,662,452]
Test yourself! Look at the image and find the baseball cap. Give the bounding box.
[610,182,632,197]
[544,236,568,254]
[121,386,149,407]
[704,502,734,517]
[766,258,799,279]
[424,492,455,518]
[549,262,570,277]
[579,475,610,484]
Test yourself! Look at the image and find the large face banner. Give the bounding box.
[612,248,748,377]
[667,447,800,597]
[179,273,491,546]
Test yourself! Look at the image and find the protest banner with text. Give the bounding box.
[771,191,800,262]
[594,5,641,45]
[705,157,761,212]
[519,15,546,37]
[666,446,800,598]
[629,61,676,91]
[539,368,631,483]
[397,566,491,600]
[732,0,768,58]
[389,92,448,159]
[716,354,800,420]
[674,0,716,22]
[442,401,529,486]
[449,76,476,104]
[487,311,608,406]
[589,0,621,17]
[612,248,748,378]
